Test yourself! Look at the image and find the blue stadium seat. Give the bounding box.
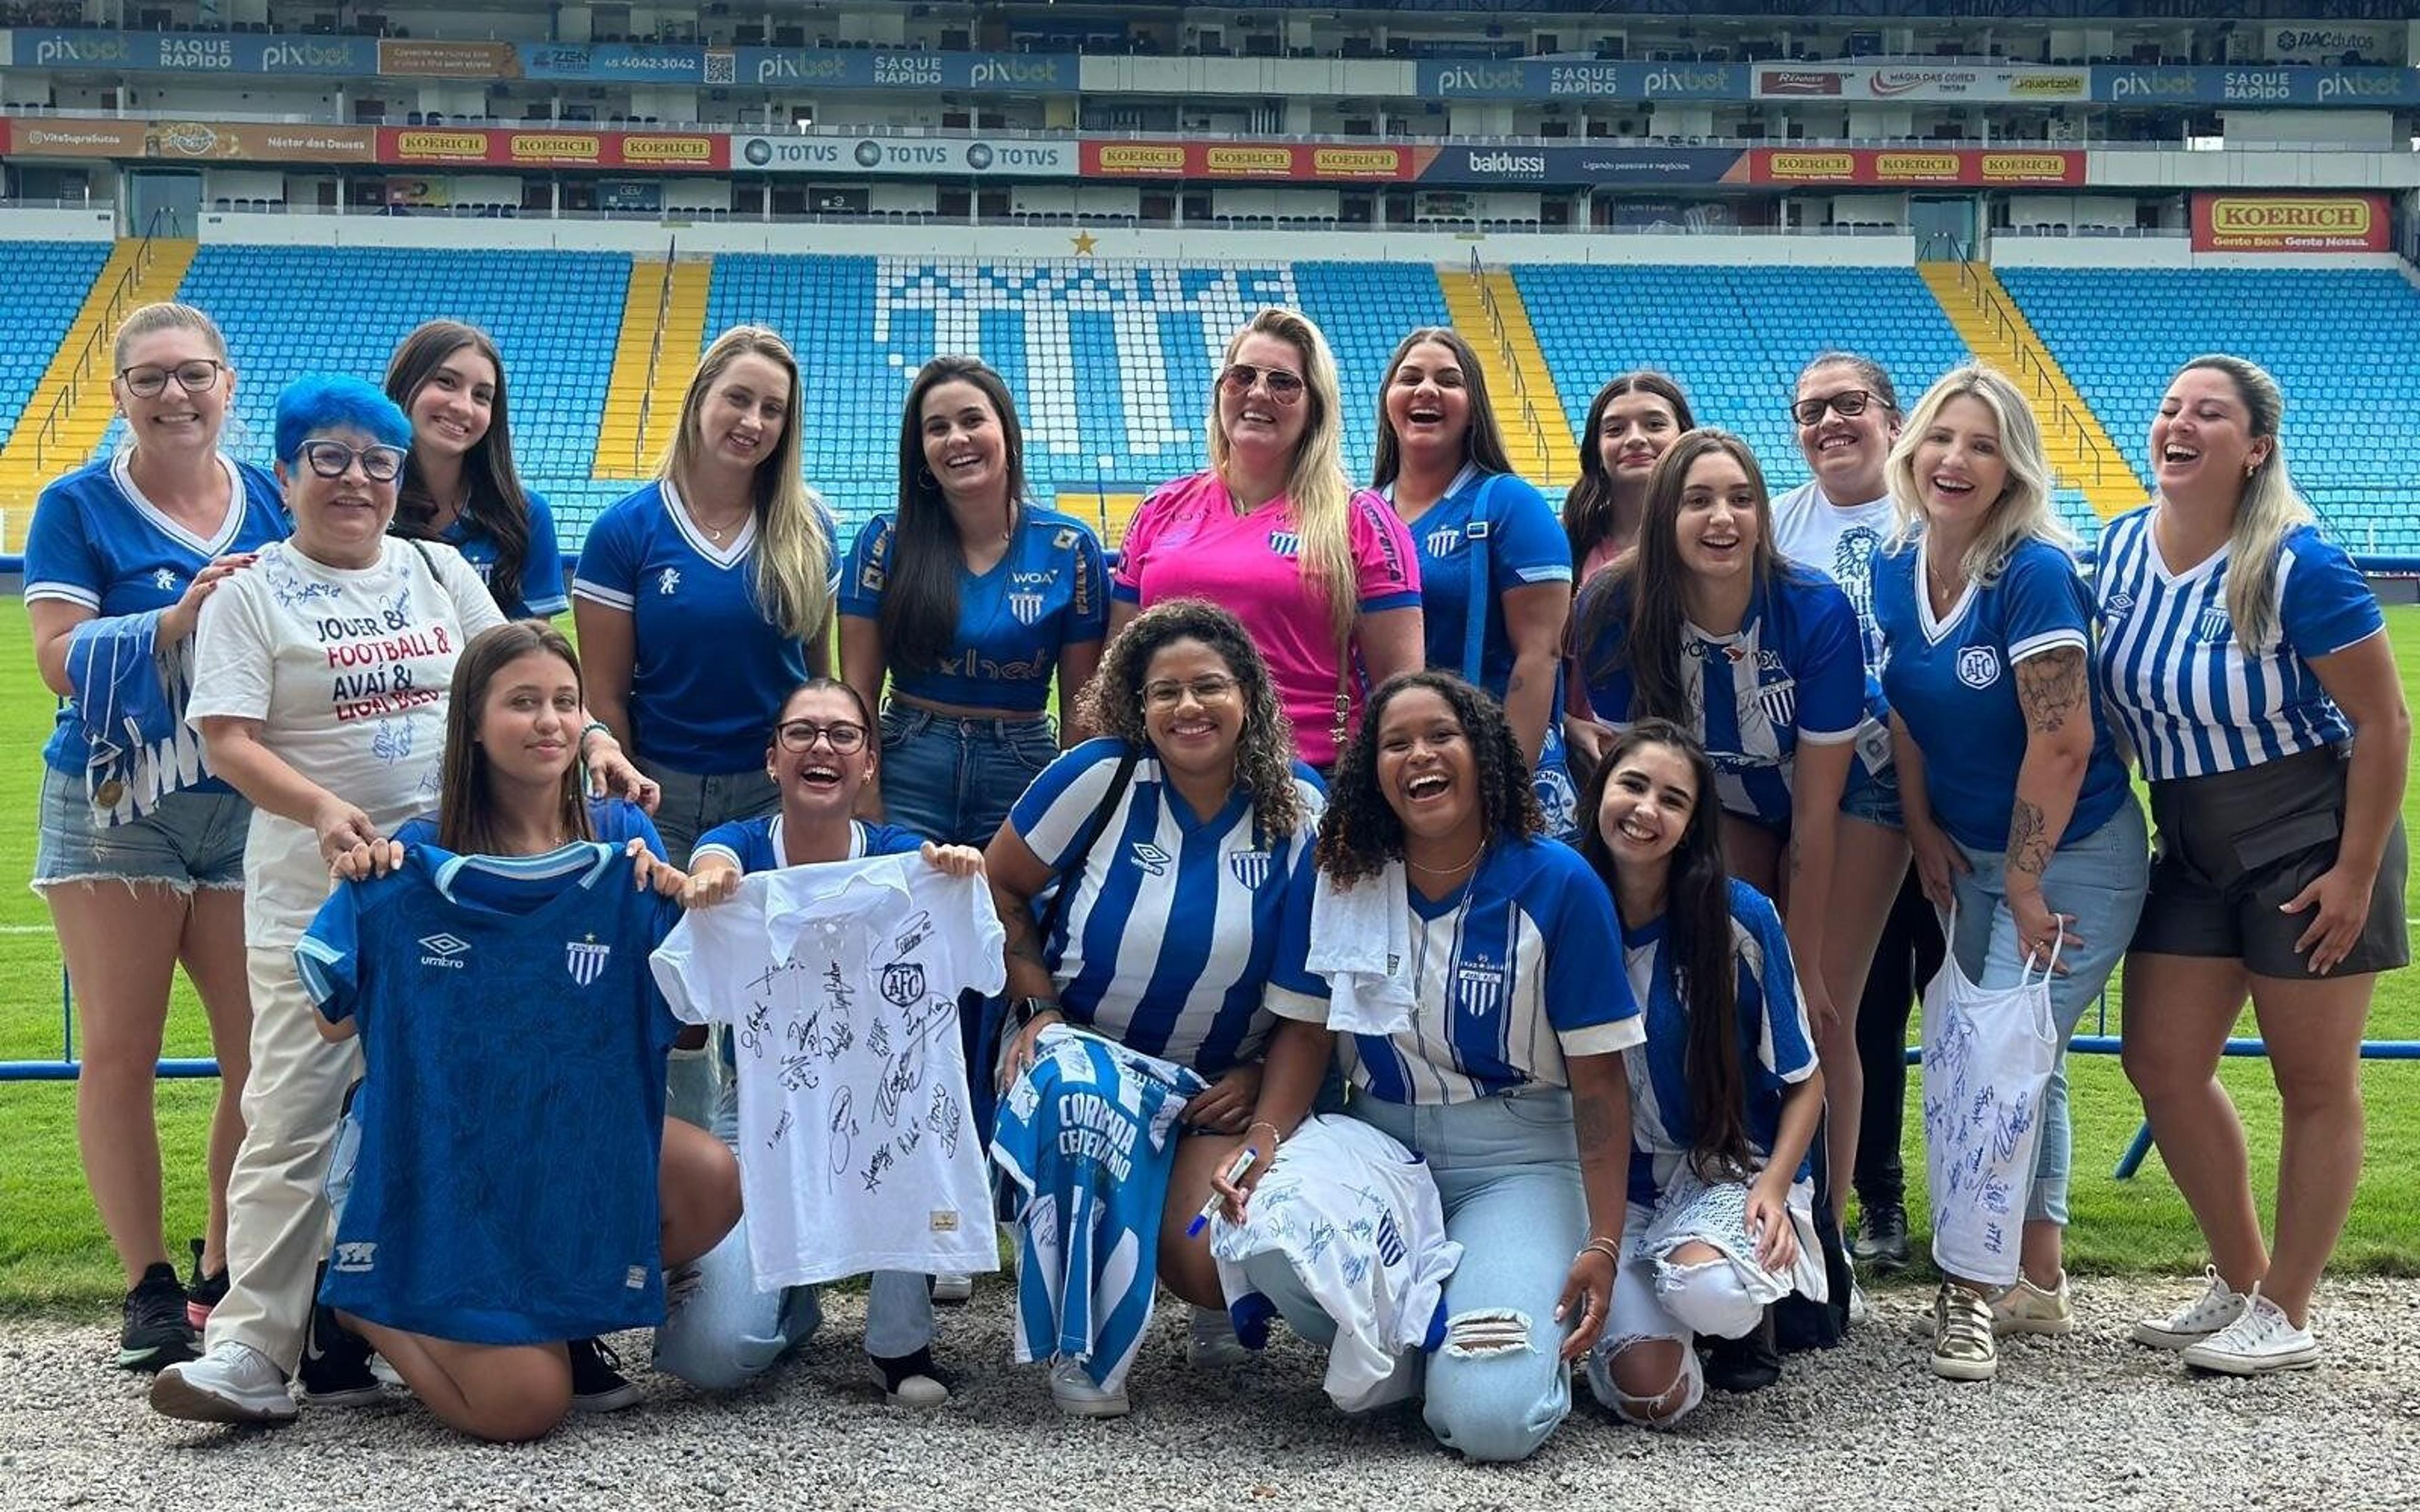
[0,242,113,453]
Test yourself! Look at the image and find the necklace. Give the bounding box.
[698,509,748,543]
[1407,835,1486,876]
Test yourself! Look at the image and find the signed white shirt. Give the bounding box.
[650,856,1006,1288]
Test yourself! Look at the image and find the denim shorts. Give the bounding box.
[642,762,779,868]
[31,764,249,893]
[1840,755,1904,830]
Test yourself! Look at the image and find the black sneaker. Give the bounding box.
[297,1293,383,1407]
[117,1263,198,1372]
[184,1238,229,1331]
[869,1345,954,1407]
[568,1337,644,1412]
[1700,1310,1782,1395]
[1852,1200,1912,1274]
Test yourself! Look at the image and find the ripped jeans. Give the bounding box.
[1235,1088,1584,1463]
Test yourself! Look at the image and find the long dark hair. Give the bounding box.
[385,321,535,615]
[883,356,1030,675]
[1369,326,1513,491]
[1562,371,1695,576]
[1076,598,1308,844]
[1576,719,1753,1184]
[1573,428,1790,724]
[437,621,596,857]
[1315,671,1542,886]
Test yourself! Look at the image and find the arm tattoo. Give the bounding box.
[2007,798,2053,879]
[1506,672,1527,696]
[2015,647,2085,736]
[997,896,1046,966]
[1573,1087,1616,1153]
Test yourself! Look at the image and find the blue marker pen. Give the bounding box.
[1186,1146,1259,1238]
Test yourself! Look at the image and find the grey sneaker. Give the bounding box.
[1185,1305,1256,1368]
[1930,1283,1998,1382]
[2132,1266,2247,1351]
[1049,1359,1129,1418]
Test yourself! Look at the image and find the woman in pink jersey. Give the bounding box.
[1110,307,1422,772]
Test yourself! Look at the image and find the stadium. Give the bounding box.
[0,0,2416,1504]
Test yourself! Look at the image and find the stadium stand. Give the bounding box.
[0,243,112,455]
[2000,267,2420,553]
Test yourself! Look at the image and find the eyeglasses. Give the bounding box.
[1143,675,1240,710]
[776,719,868,753]
[1790,389,1877,426]
[118,359,224,399]
[297,440,407,483]
[1218,364,1306,406]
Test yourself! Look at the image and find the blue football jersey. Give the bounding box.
[296,842,681,1344]
[439,490,568,621]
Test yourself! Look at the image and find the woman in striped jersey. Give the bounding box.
[988,598,1326,1416]
[2099,355,2409,1376]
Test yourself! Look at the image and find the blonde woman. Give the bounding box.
[1872,366,2146,1382]
[1110,307,1422,772]
[573,326,836,865]
[2100,356,2408,1376]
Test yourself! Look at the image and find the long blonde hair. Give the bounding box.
[1885,364,2070,583]
[2166,354,2310,650]
[660,325,831,642]
[1207,307,1358,642]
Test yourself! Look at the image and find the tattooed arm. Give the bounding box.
[1500,581,1570,767]
[2007,644,2094,961]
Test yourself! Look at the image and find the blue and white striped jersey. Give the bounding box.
[1581,568,1880,825]
[1010,738,1325,1079]
[1270,837,1644,1106]
[1619,878,1818,1205]
[2094,508,2382,782]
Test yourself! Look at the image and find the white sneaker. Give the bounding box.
[2181,1286,2320,1376]
[1993,1272,2075,1337]
[1185,1305,1255,1368]
[2131,1266,2247,1351]
[150,1341,297,1424]
[1846,1278,1871,1327]
[1049,1359,1130,1418]
[931,1273,974,1305]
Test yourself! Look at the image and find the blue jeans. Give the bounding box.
[876,706,1059,849]
[1236,1089,1585,1463]
[1946,794,2148,1226]
[641,762,778,868]
[652,1078,934,1388]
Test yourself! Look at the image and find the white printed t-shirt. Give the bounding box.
[188,537,505,948]
[650,856,1008,1289]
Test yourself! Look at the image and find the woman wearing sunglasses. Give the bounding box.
[25,302,286,1373]
[152,375,648,1427]
[1111,308,1422,774]
[1770,353,1929,1283]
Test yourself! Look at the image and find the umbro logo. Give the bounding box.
[1129,841,1172,876]
[418,933,470,970]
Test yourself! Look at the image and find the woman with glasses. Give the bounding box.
[25,302,285,1373]
[573,326,839,866]
[985,599,1325,1417]
[1371,328,1576,837]
[1765,353,1923,1270]
[1112,308,1422,775]
[654,678,983,1409]
[384,321,567,622]
[840,355,1107,847]
[151,376,648,1427]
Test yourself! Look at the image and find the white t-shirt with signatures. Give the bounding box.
[650,856,1007,1288]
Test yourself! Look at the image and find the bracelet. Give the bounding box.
[1577,1236,1621,1266]
[1244,1120,1282,1153]
[579,720,615,752]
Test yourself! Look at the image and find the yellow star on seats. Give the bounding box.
[1071,231,1098,255]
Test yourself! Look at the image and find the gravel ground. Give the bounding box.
[3,1276,2416,1512]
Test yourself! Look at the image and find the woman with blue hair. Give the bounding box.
[152,375,650,1427]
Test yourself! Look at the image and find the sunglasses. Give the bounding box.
[1218,364,1306,406]
[1789,389,1879,426]
[297,440,407,483]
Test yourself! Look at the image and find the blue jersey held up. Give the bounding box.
[295,843,681,1344]
[1876,536,2132,854]
[571,479,838,775]
[839,505,1107,712]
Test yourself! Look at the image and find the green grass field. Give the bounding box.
[3,598,2417,1312]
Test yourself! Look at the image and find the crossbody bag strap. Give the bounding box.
[1040,746,1140,945]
